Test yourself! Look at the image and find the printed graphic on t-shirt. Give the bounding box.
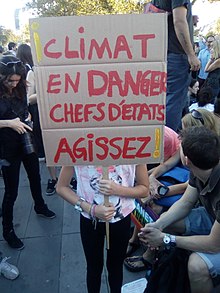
[75,165,136,223]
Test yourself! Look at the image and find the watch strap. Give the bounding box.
[170,235,176,247]
[163,234,176,247]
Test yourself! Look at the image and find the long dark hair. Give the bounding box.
[16,44,33,67]
[188,78,198,98]
[0,55,27,100]
[197,87,213,107]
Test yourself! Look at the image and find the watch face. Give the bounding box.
[158,186,169,196]
[163,235,171,244]
[74,204,82,212]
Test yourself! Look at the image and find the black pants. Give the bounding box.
[28,104,45,158]
[1,152,45,233]
[80,214,131,293]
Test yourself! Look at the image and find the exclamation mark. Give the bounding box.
[153,128,161,158]
[31,22,43,63]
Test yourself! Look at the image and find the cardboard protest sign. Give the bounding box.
[42,125,163,166]
[30,14,167,66]
[29,13,167,166]
[34,62,166,129]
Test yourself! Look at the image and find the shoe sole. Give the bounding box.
[7,243,25,250]
[45,190,56,196]
[36,213,56,219]
[38,158,45,162]
[1,272,20,280]
[16,244,25,251]
[124,256,152,272]
[3,237,25,250]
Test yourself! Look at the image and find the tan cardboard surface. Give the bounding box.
[42,125,164,166]
[35,62,166,129]
[29,13,167,66]
[29,14,167,166]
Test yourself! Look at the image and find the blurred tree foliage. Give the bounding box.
[0,26,19,48]
[2,0,218,47]
[192,0,220,3]
[214,18,220,34]
[26,0,143,17]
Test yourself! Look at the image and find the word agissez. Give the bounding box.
[54,134,152,163]
[44,26,155,61]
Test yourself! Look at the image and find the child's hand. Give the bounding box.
[95,203,115,221]
[98,179,119,196]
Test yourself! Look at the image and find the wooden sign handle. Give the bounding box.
[102,167,110,250]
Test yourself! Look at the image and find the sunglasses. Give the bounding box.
[191,110,204,125]
[0,61,22,68]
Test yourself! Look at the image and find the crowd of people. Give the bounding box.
[0,1,220,292]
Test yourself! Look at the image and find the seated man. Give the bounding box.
[124,109,218,271]
[139,126,220,293]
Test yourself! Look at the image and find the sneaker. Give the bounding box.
[70,177,77,191]
[0,257,19,280]
[0,159,10,167]
[46,178,57,196]
[38,157,45,162]
[34,204,56,219]
[3,230,24,250]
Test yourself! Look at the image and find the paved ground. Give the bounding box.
[0,162,145,293]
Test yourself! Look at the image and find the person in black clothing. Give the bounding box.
[16,43,45,160]
[0,55,56,250]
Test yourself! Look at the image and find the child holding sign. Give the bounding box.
[57,164,149,293]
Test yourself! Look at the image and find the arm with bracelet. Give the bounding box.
[56,166,115,222]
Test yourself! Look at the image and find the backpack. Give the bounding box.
[154,166,190,208]
[144,247,191,293]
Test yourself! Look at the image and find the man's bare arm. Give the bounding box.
[173,6,200,71]
[175,220,220,253]
[150,184,198,231]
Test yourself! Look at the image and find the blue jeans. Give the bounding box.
[166,53,191,131]
[185,207,220,286]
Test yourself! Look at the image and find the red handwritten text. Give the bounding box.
[49,102,164,123]
[54,134,151,163]
[46,70,166,98]
[88,70,166,97]
[44,26,155,61]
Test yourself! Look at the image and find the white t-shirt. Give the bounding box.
[75,165,136,223]
[189,103,214,112]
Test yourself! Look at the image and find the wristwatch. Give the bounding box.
[74,198,85,212]
[163,234,176,247]
[157,185,169,196]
